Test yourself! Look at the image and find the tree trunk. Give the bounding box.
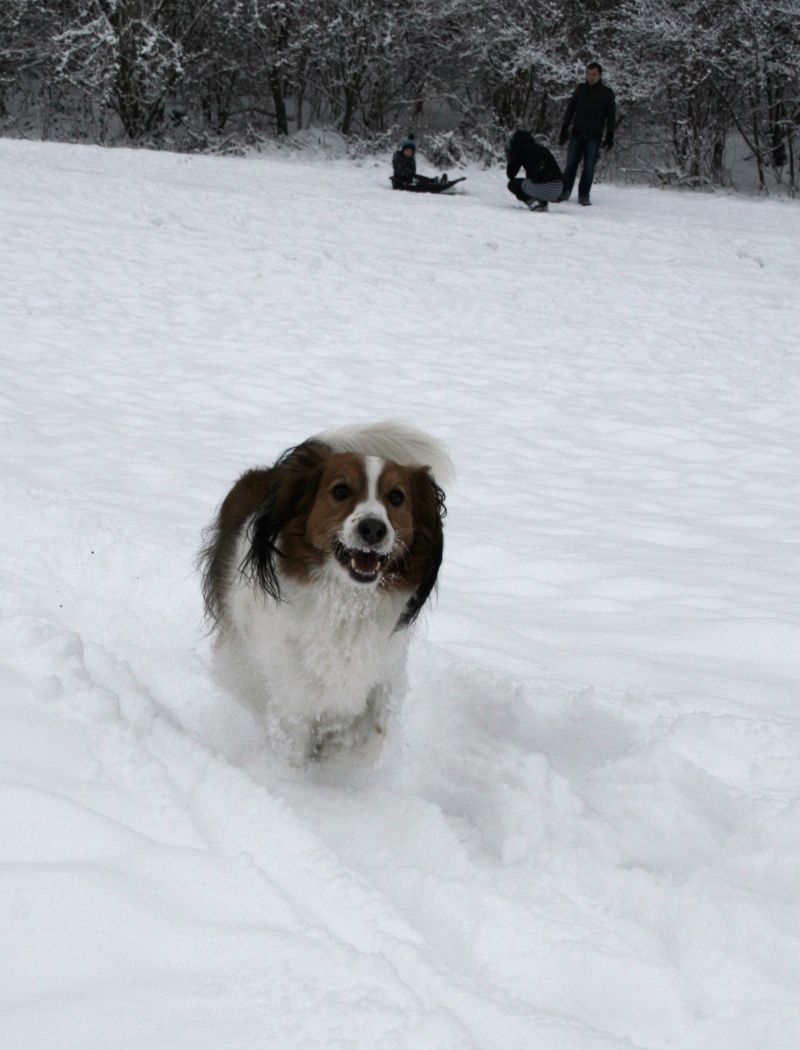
[269,66,288,136]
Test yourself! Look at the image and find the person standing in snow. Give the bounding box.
[558,62,616,206]
[391,136,448,190]
[505,130,564,212]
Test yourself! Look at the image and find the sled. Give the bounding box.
[391,177,466,194]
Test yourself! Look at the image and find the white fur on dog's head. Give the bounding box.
[314,421,455,489]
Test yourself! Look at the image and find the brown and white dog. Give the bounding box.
[199,422,452,765]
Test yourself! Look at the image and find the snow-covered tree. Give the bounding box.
[1,0,797,192]
[451,0,589,136]
[716,0,800,190]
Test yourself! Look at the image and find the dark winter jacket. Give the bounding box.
[392,150,416,187]
[559,81,616,144]
[506,130,563,183]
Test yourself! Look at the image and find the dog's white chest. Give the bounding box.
[230,562,408,720]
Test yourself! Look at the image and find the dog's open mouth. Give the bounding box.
[334,543,387,583]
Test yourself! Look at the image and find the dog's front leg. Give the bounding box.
[279,715,317,766]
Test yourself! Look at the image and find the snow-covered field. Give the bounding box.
[1,138,798,1049]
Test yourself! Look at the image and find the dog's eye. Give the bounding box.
[387,489,405,507]
[331,484,351,501]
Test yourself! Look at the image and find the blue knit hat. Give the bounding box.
[402,136,416,151]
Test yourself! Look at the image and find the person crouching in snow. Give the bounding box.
[506,130,564,212]
[391,136,448,190]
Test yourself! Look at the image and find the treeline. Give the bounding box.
[1,0,798,191]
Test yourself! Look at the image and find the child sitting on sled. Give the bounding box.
[391,136,449,190]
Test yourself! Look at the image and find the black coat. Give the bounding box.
[506,131,563,183]
[560,81,616,144]
[392,150,416,186]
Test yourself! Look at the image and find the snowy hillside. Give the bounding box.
[1,139,798,1049]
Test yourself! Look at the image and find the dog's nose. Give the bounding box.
[358,517,387,545]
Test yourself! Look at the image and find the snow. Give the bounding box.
[1,138,799,1049]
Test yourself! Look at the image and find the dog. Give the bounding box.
[199,422,452,765]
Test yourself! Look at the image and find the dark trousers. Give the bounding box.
[391,174,440,190]
[561,134,601,201]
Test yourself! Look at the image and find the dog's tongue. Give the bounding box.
[352,551,380,574]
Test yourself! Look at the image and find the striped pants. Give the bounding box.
[508,178,563,204]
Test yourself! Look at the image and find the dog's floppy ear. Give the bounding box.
[395,469,447,631]
[198,466,274,628]
[244,440,330,601]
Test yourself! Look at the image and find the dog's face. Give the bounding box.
[200,432,448,634]
[305,454,415,585]
[227,439,446,630]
